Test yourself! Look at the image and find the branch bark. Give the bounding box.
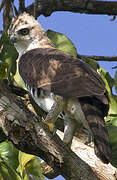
[41,130,117,180]
[0,80,99,180]
[26,0,117,17]
[3,0,14,30]
[77,54,117,62]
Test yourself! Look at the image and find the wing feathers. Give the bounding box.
[19,48,106,99]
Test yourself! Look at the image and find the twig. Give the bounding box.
[112,66,117,69]
[0,30,3,34]
[34,0,38,19]
[19,0,25,13]
[110,15,116,21]
[0,0,5,12]
[77,54,117,62]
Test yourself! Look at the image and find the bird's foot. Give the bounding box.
[63,139,72,148]
[42,117,55,133]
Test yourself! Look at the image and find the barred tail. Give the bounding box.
[80,96,112,164]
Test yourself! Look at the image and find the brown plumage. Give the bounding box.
[19,47,112,163]
[8,12,112,164]
[19,48,106,99]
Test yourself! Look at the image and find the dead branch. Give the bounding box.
[19,0,25,13]
[3,0,14,30]
[77,54,117,62]
[0,0,5,12]
[26,0,117,17]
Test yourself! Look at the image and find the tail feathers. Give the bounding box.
[90,121,112,164]
[80,97,112,164]
[94,137,111,164]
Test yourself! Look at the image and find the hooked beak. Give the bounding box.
[10,36,17,44]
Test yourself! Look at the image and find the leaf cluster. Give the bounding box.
[0,141,44,180]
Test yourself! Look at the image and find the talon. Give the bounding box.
[63,139,72,148]
[42,117,55,132]
[50,127,57,140]
[64,139,70,144]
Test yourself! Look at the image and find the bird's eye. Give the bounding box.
[18,28,29,36]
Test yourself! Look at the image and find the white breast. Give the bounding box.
[29,87,55,112]
[33,93,55,112]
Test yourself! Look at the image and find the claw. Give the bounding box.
[42,117,55,132]
[63,139,71,148]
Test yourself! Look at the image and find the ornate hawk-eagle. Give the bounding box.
[8,12,111,163]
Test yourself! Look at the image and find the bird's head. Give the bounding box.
[8,12,50,57]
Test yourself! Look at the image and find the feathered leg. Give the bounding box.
[63,115,77,147]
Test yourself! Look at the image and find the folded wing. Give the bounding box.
[19,48,106,101]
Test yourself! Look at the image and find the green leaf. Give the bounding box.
[0,141,19,170]
[18,151,35,177]
[82,57,100,70]
[107,124,117,167]
[26,157,44,180]
[46,30,77,57]
[114,70,117,93]
[0,157,22,180]
[110,116,117,126]
[109,96,117,115]
[18,151,34,170]
[0,32,18,79]
[0,62,9,79]
[99,68,117,115]
[18,152,44,179]
[99,68,115,91]
[14,65,27,90]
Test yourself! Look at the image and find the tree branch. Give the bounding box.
[26,0,117,17]
[77,54,117,62]
[19,0,25,13]
[0,0,5,12]
[3,0,14,30]
[0,80,99,180]
[41,130,117,180]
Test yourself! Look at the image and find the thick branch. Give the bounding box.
[26,0,117,17]
[41,130,117,180]
[0,80,99,180]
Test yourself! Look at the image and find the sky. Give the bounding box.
[0,0,117,180]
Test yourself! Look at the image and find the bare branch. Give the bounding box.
[34,0,38,19]
[3,0,14,30]
[19,0,25,13]
[0,0,5,12]
[77,54,117,62]
[26,0,117,17]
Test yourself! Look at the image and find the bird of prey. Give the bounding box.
[8,12,112,164]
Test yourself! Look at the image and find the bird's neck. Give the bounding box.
[18,37,53,58]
